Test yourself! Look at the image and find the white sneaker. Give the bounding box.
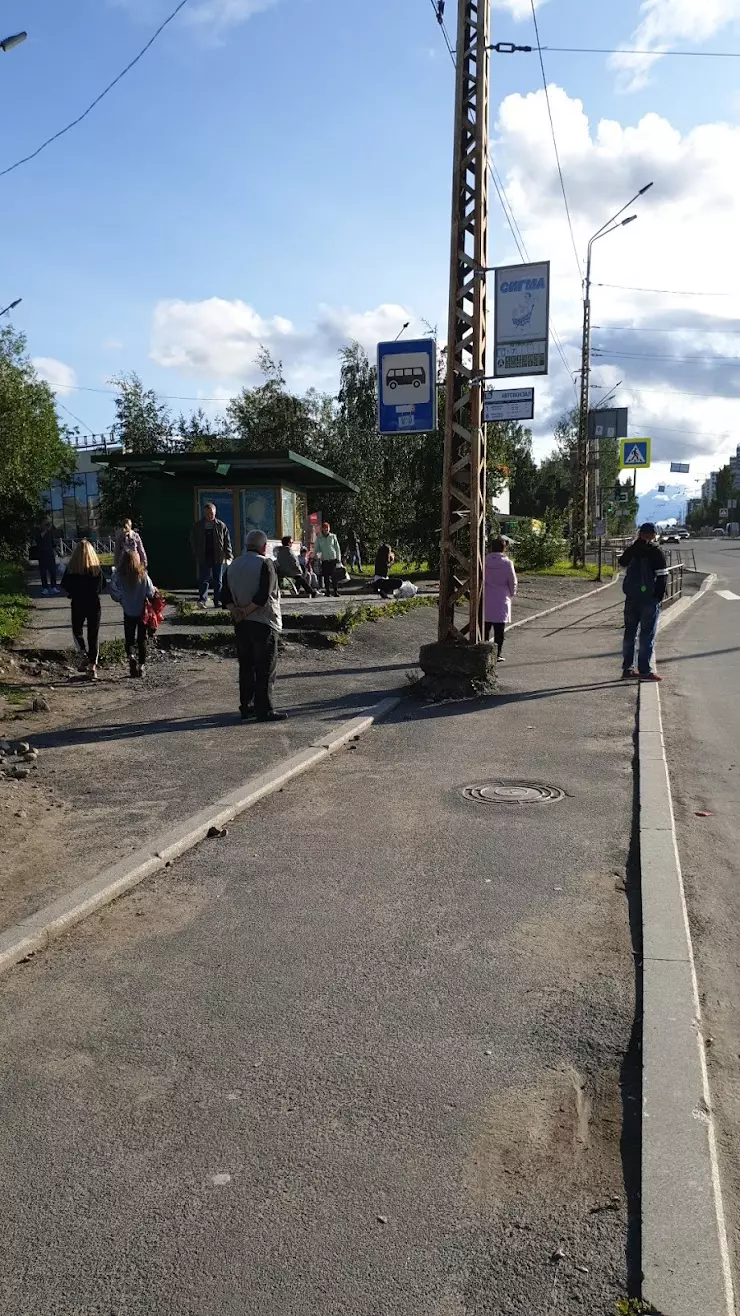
[497,654,506,664]
[40,588,50,597]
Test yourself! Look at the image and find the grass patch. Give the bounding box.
[0,560,32,644]
[519,560,614,580]
[167,596,232,626]
[330,595,436,645]
[98,638,128,665]
[0,680,34,706]
[357,560,431,578]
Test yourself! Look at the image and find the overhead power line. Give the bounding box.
[426,0,578,396]
[528,0,582,283]
[594,347,740,364]
[0,0,191,179]
[56,399,96,434]
[596,324,740,334]
[428,0,455,62]
[540,45,740,59]
[595,282,732,297]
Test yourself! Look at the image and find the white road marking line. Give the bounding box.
[715,589,740,600]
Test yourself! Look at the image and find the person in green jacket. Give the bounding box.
[314,521,342,598]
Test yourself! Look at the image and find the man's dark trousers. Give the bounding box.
[622,599,660,675]
[235,619,278,716]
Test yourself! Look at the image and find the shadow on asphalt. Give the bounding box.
[399,678,628,722]
[21,684,407,750]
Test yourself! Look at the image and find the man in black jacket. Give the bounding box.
[619,523,669,681]
[190,503,233,609]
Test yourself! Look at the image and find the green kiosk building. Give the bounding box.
[92,449,358,589]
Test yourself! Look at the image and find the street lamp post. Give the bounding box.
[0,31,27,53]
[0,298,22,316]
[572,182,654,567]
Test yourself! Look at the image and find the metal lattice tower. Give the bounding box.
[438,0,490,645]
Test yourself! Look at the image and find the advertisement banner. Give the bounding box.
[493,262,550,378]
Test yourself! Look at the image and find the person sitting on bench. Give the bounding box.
[275,537,317,597]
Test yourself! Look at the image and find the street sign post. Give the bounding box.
[619,438,652,470]
[594,518,606,538]
[720,508,728,519]
[377,338,437,435]
[483,387,534,422]
[493,262,550,378]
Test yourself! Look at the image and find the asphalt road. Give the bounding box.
[657,538,740,1290]
[0,588,639,1315]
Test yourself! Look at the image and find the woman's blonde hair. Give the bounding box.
[67,539,101,575]
[118,548,145,585]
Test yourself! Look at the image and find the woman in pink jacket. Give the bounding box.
[484,537,518,663]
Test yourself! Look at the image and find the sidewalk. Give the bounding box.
[17,573,600,653]
[0,580,640,1314]
[1,576,612,929]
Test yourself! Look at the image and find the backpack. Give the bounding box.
[623,550,657,602]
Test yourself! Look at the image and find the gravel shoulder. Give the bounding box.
[0,575,612,931]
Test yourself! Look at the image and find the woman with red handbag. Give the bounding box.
[109,550,160,678]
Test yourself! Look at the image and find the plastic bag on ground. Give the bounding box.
[394,580,418,600]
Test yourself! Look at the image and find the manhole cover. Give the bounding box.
[461,782,565,805]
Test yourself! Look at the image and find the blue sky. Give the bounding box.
[4,0,740,496]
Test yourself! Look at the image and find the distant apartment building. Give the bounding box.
[686,497,703,518]
[730,443,740,491]
[701,472,718,504]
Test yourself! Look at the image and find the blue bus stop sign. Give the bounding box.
[377,338,437,435]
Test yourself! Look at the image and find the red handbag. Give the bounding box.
[142,591,166,635]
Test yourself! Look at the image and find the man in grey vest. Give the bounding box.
[221,529,287,723]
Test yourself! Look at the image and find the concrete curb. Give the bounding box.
[658,571,717,635]
[639,681,735,1316]
[0,696,401,979]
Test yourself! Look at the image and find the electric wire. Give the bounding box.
[0,0,191,179]
[56,399,96,434]
[595,282,732,296]
[427,0,455,62]
[426,0,579,400]
[540,45,740,59]
[528,0,583,282]
[594,347,740,364]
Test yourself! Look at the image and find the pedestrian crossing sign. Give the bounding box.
[619,438,651,470]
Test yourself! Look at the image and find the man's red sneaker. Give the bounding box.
[639,672,663,682]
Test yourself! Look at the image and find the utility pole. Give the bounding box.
[572,261,591,569]
[437,0,490,648]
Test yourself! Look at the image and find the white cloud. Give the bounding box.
[184,0,278,32]
[149,298,424,391]
[611,0,740,91]
[491,0,547,19]
[33,358,78,396]
[112,0,277,35]
[493,87,740,470]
